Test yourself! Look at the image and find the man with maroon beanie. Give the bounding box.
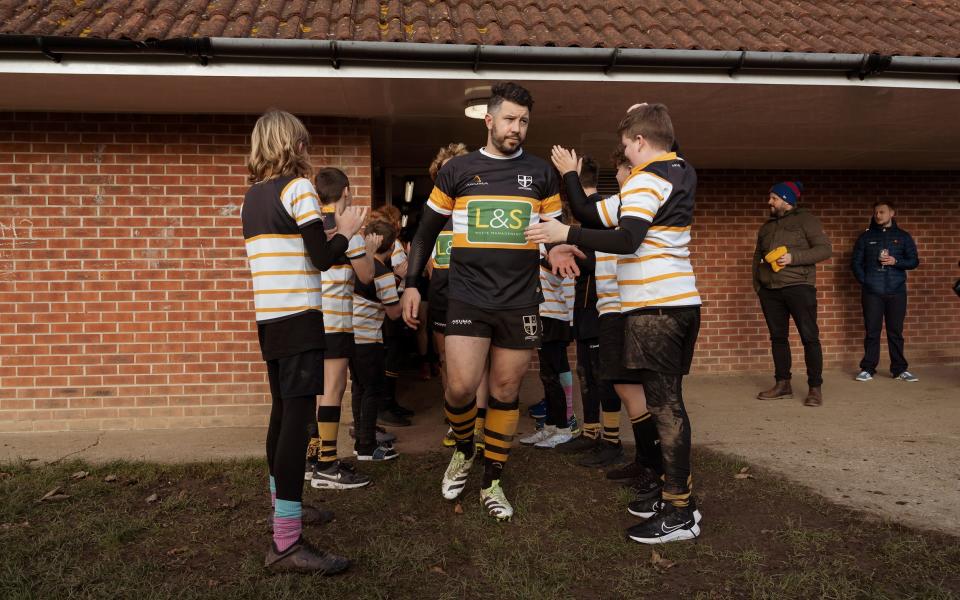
[753,182,832,407]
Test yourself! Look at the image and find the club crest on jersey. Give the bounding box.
[523,315,538,337]
[517,174,533,190]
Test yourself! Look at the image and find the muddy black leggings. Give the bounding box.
[640,370,691,498]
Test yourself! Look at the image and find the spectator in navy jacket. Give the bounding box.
[851,201,920,382]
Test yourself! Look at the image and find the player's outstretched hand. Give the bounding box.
[525,214,571,245]
[400,287,421,328]
[550,146,581,176]
[336,206,367,239]
[547,244,586,278]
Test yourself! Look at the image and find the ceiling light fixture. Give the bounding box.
[463,86,491,119]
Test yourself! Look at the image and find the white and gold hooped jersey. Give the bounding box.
[242,176,324,323]
[353,259,400,344]
[594,193,623,316]
[617,153,701,311]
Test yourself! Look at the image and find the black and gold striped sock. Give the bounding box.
[482,396,519,488]
[445,398,477,457]
[316,405,341,465]
[582,422,601,440]
[631,411,663,474]
[474,407,487,450]
[662,475,693,508]
[602,410,621,444]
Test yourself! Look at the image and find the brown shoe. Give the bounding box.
[267,504,335,532]
[757,379,793,400]
[804,386,823,407]
[264,537,350,575]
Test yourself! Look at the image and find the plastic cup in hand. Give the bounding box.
[880,248,889,270]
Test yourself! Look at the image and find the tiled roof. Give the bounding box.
[2,0,960,58]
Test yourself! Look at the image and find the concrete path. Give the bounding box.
[2,367,958,535]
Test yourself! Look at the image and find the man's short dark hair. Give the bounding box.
[366,219,397,255]
[315,167,350,205]
[488,82,534,114]
[580,156,599,188]
[874,200,896,211]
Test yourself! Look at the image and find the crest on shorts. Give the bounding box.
[523,315,538,336]
[517,174,533,190]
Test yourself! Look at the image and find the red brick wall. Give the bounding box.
[1,114,957,431]
[0,113,371,432]
[691,170,960,374]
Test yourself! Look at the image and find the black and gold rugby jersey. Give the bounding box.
[427,217,454,306]
[425,148,561,310]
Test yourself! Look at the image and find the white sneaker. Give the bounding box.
[534,427,574,449]
[441,450,473,500]
[480,479,514,521]
[855,370,873,381]
[520,425,556,446]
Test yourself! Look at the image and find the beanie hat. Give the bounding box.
[770,181,803,206]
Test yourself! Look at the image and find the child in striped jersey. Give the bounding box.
[519,256,577,449]
[370,205,414,424]
[307,168,380,491]
[551,147,664,486]
[527,104,702,545]
[243,109,367,574]
[349,219,404,461]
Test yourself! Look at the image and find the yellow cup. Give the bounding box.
[764,246,787,272]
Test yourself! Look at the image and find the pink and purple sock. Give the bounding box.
[273,498,302,553]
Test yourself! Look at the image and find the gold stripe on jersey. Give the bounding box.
[629,152,677,176]
[428,187,455,213]
[295,210,320,224]
[620,187,665,203]
[540,193,562,215]
[245,233,302,243]
[649,225,692,233]
[248,251,309,260]
[618,253,675,264]
[621,290,701,308]
[322,293,352,300]
[452,233,536,251]
[599,200,614,226]
[290,192,319,207]
[619,272,696,286]
[621,206,656,219]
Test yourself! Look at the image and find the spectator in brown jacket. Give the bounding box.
[752,182,832,407]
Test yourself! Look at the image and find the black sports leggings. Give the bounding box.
[640,370,691,497]
[538,341,569,427]
[265,362,315,503]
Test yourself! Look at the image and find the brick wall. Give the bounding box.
[691,170,960,374]
[1,114,957,432]
[0,113,371,432]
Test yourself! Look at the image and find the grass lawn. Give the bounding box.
[1,447,958,599]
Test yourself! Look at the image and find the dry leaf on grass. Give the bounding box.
[650,549,676,571]
[145,493,159,504]
[39,487,70,502]
[429,565,446,575]
[453,502,463,514]
[734,467,755,480]
[71,470,89,480]
[103,474,117,482]
[166,547,189,557]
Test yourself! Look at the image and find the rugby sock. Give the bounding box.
[316,405,341,465]
[602,409,621,444]
[272,499,302,552]
[483,395,519,488]
[445,398,477,458]
[305,436,321,465]
[631,412,663,474]
[269,475,276,508]
[474,407,487,451]
[582,422,601,440]
[559,371,574,421]
[662,475,694,508]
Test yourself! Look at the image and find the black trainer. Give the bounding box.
[310,460,371,490]
[555,434,600,454]
[392,403,415,417]
[267,505,335,532]
[264,536,350,575]
[627,466,662,501]
[628,496,702,521]
[626,501,701,544]
[304,459,319,481]
[607,459,651,481]
[577,441,624,467]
